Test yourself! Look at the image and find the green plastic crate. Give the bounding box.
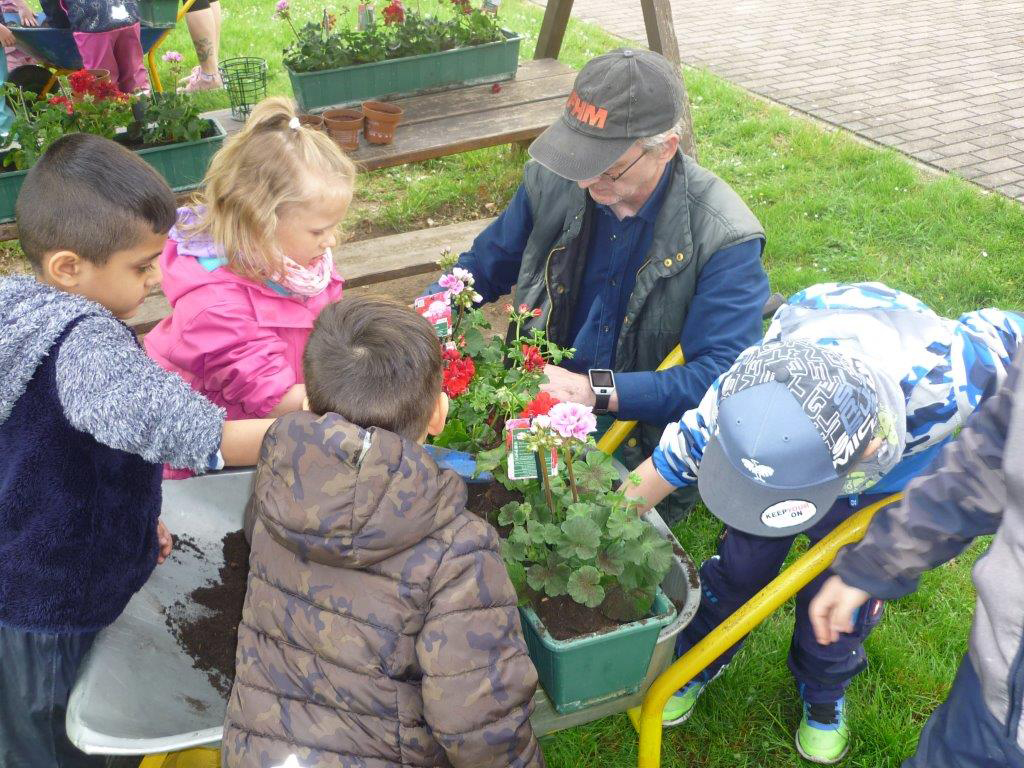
[520,589,677,714]
[135,117,226,192]
[139,0,178,25]
[288,30,521,111]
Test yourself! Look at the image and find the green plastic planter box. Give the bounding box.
[135,117,226,192]
[0,118,225,223]
[288,30,521,112]
[520,588,677,714]
[139,0,178,25]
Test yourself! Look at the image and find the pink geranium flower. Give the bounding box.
[547,402,597,441]
[161,50,183,63]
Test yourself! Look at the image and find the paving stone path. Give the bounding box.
[533,0,1024,202]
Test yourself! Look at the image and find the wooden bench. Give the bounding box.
[206,58,576,172]
[127,217,496,336]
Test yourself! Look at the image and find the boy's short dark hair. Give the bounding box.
[304,295,443,440]
[16,133,177,270]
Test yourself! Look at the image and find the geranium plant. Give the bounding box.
[277,0,505,73]
[475,403,674,619]
[427,252,571,452]
[136,52,210,144]
[423,254,673,620]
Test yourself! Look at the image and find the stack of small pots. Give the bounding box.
[304,99,405,152]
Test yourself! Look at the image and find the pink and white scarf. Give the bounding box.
[272,248,335,297]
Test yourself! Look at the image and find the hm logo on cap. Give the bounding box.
[566,90,608,129]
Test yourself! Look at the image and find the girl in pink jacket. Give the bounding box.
[146,97,355,423]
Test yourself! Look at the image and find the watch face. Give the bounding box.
[589,369,614,388]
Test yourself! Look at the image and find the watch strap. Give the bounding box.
[594,391,611,413]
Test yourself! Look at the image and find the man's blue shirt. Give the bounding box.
[446,174,767,426]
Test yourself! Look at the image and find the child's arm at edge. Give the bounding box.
[810,349,1021,644]
[57,317,271,471]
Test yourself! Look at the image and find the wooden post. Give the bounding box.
[534,0,574,60]
[640,0,698,161]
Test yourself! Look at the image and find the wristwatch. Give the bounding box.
[588,369,616,414]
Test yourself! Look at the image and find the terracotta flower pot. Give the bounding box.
[87,69,111,83]
[322,107,363,151]
[361,100,403,145]
[297,113,325,132]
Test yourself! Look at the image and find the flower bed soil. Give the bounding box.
[465,480,624,641]
[164,530,250,696]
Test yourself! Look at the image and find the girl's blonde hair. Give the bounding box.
[185,96,357,280]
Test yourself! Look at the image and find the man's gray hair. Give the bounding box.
[641,119,684,151]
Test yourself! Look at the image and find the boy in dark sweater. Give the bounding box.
[0,134,272,767]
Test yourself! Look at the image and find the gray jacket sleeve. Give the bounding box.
[56,316,225,472]
[833,351,1021,599]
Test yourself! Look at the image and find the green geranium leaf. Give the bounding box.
[432,419,470,449]
[501,525,530,563]
[475,445,506,475]
[643,531,675,576]
[607,505,645,541]
[462,326,487,357]
[596,541,626,577]
[567,565,606,608]
[558,516,602,560]
[574,450,621,493]
[497,501,529,528]
[526,560,570,597]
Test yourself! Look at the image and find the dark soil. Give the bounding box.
[532,594,620,641]
[465,481,523,535]
[164,530,250,696]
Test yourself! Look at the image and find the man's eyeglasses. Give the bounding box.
[600,149,648,182]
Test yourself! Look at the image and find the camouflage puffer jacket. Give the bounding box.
[222,411,544,768]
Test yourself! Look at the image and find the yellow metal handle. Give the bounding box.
[140,747,219,767]
[632,492,904,767]
[146,0,200,93]
[596,344,686,455]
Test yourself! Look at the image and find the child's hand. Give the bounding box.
[156,520,174,565]
[808,575,871,645]
[0,24,15,46]
[15,0,38,26]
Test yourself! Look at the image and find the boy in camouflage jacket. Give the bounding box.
[223,296,544,768]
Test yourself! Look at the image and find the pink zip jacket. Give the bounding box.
[145,207,344,420]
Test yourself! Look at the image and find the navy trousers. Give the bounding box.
[675,494,890,704]
[906,656,1024,767]
[0,624,104,768]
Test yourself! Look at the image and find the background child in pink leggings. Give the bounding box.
[62,0,147,93]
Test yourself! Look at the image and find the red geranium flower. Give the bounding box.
[382,0,405,24]
[520,391,559,419]
[68,69,95,95]
[48,95,74,115]
[442,347,475,398]
[521,343,545,373]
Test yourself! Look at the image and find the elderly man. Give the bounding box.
[440,49,768,519]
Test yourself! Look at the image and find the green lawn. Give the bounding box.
[10,1,1024,766]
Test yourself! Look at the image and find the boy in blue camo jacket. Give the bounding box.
[625,281,1024,763]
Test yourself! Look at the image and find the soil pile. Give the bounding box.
[165,530,250,696]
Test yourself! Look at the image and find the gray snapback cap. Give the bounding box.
[697,341,879,538]
[529,48,685,181]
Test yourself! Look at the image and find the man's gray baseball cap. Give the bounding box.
[697,341,879,538]
[528,48,685,182]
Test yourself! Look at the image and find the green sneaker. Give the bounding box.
[795,695,850,764]
[662,679,707,727]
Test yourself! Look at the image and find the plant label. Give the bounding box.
[414,291,452,339]
[505,418,558,480]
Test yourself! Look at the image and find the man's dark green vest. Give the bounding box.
[512,150,765,511]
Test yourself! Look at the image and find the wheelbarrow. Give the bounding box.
[5,0,196,97]
[65,455,700,762]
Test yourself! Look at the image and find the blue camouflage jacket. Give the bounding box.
[653,282,1024,499]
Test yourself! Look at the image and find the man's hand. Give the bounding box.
[0,24,15,46]
[540,364,596,407]
[156,520,174,565]
[809,575,871,645]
